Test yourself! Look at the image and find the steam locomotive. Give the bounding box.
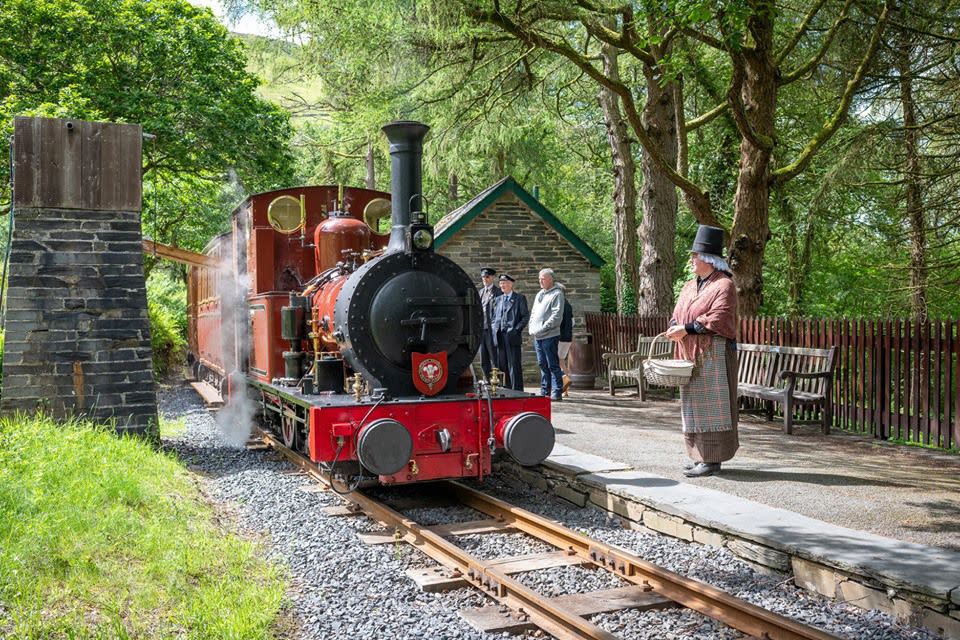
[187,121,555,486]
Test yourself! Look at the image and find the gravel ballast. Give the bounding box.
[159,382,938,640]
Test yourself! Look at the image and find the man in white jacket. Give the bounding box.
[528,268,565,400]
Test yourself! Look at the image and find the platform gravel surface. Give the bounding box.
[159,381,938,640]
[551,389,960,551]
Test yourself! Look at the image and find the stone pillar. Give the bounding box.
[1,116,158,439]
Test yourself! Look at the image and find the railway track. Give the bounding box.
[258,429,841,640]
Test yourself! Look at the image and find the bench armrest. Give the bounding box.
[601,351,641,363]
[778,370,832,382]
[629,351,673,366]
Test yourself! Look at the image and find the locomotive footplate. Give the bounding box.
[245,377,555,486]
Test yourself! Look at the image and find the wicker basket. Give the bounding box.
[642,333,695,387]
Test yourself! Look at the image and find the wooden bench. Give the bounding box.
[601,336,674,401]
[737,343,837,434]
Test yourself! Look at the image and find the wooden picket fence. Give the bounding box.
[585,312,960,450]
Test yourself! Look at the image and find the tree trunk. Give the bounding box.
[491,148,506,178]
[448,172,459,203]
[637,44,679,316]
[598,38,638,314]
[898,39,926,323]
[728,6,777,317]
[366,140,375,189]
[777,185,816,318]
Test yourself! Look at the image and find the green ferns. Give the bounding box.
[146,270,187,378]
[0,414,286,638]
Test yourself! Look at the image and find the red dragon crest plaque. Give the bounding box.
[412,351,448,396]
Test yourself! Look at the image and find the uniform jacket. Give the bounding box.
[491,292,529,346]
[528,285,564,340]
[480,283,502,330]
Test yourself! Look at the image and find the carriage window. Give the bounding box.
[267,195,303,233]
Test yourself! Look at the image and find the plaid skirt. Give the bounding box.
[679,336,737,434]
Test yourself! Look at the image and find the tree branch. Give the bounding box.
[773,1,892,184]
[580,15,655,65]
[778,0,853,85]
[473,7,718,223]
[682,26,725,51]
[774,0,829,66]
[686,99,728,131]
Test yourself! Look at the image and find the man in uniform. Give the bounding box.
[491,274,528,391]
[478,267,502,379]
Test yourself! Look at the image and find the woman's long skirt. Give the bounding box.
[680,337,739,463]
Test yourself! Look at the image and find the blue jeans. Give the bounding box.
[534,336,563,398]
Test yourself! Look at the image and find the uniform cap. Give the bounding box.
[480,267,496,277]
[499,274,515,282]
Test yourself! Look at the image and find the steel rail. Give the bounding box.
[258,430,840,640]
[446,482,841,640]
[260,430,616,639]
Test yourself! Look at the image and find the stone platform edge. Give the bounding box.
[494,450,960,640]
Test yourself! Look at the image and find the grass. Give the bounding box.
[886,434,960,455]
[0,413,287,639]
[159,416,187,439]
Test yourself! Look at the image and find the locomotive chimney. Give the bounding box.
[382,120,430,253]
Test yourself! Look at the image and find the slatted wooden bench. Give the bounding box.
[737,343,837,434]
[601,336,674,401]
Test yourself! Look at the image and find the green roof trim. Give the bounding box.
[434,176,605,267]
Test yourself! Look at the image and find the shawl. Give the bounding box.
[670,270,738,364]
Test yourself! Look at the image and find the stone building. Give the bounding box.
[434,177,604,380]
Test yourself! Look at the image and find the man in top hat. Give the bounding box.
[490,274,528,390]
[664,224,739,478]
[478,267,502,378]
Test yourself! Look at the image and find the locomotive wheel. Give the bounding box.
[280,414,303,450]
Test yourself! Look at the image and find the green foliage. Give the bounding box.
[142,174,238,253]
[0,0,296,261]
[239,0,620,279]
[0,0,294,188]
[0,413,286,638]
[147,270,187,378]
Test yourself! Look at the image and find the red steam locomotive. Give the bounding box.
[187,121,555,486]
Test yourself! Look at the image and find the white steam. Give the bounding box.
[213,253,256,448]
[215,377,255,448]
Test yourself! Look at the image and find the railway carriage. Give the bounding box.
[187,121,555,487]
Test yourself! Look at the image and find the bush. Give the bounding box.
[146,270,187,377]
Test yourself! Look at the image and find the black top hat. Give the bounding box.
[499,274,515,282]
[691,225,725,257]
[480,267,496,277]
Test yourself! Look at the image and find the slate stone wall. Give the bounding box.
[437,192,602,382]
[0,207,158,438]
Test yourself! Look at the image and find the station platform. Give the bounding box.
[502,388,960,638]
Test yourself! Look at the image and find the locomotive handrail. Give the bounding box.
[405,296,474,305]
[399,317,447,326]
